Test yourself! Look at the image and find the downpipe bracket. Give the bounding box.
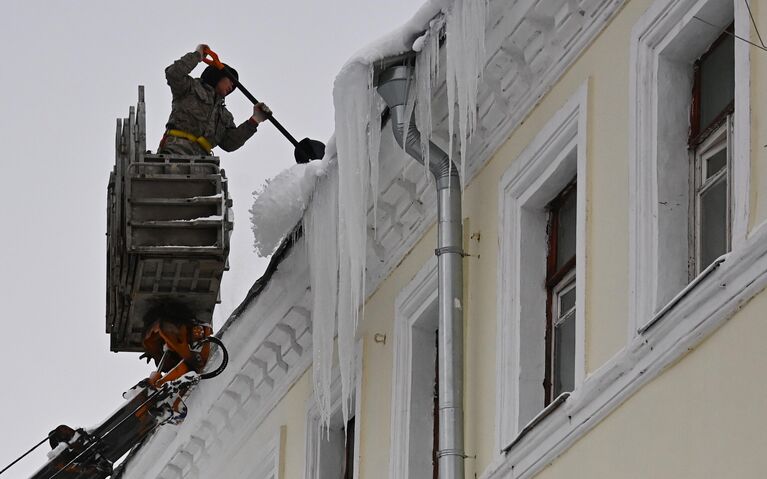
[436,449,471,459]
[435,246,466,257]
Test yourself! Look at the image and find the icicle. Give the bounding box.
[401,71,417,175]
[306,157,338,430]
[415,54,431,183]
[414,17,443,184]
[333,62,374,426]
[368,68,384,232]
[445,0,487,190]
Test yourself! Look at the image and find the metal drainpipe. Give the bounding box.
[377,64,465,479]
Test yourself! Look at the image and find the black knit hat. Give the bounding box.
[200,64,239,91]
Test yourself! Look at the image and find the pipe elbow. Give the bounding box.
[376,64,457,182]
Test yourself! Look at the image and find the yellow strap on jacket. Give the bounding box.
[166,129,213,153]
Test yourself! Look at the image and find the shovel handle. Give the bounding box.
[199,48,302,149]
[201,48,225,70]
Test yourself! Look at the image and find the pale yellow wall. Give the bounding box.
[458,1,647,474]
[356,226,438,477]
[534,288,767,479]
[232,0,767,477]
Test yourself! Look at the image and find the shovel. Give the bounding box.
[202,48,326,164]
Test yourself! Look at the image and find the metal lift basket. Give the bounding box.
[106,87,232,353]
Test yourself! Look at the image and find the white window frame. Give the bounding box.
[304,341,362,479]
[495,83,588,452]
[389,256,439,479]
[628,0,751,338]
[691,119,733,276]
[551,270,577,399]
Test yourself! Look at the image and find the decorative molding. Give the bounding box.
[495,83,588,452]
[465,0,627,185]
[482,222,767,479]
[389,257,439,479]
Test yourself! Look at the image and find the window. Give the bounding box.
[545,182,577,404]
[629,0,750,333]
[306,402,357,479]
[343,416,356,479]
[689,28,734,276]
[390,257,440,479]
[495,84,586,450]
[304,344,362,479]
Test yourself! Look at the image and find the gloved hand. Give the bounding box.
[252,102,272,124]
[195,44,210,61]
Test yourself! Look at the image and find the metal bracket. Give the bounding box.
[434,246,466,257]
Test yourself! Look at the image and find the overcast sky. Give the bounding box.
[0,1,420,475]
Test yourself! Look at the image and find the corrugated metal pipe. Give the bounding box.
[377,64,465,479]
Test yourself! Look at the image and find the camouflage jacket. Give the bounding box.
[159,51,257,155]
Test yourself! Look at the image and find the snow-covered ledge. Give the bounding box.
[482,214,767,479]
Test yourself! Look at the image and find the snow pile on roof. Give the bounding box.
[249,155,330,257]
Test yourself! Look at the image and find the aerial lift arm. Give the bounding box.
[19,336,227,479]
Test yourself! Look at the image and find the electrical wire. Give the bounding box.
[744,0,765,48]
[693,15,767,53]
[47,388,164,479]
[0,435,50,476]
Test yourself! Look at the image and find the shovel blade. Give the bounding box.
[294,138,326,164]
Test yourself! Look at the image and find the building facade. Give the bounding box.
[120,0,767,477]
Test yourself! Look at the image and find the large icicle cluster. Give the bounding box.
[446,0,487,189]
[300,0,486,432]
[305,155,338,429]
[413,16,445,181]
[304,64,383,428]
[334,63,382,426]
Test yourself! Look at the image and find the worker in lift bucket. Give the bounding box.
[158,44,271,156]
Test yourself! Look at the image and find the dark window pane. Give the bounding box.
[699,34,734,131]
[554,310,576,397]
[705,147,727,179]
[700,176,728,269]
[558,286,576,320]
[556,190,577,269]
[344,417,356,479]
